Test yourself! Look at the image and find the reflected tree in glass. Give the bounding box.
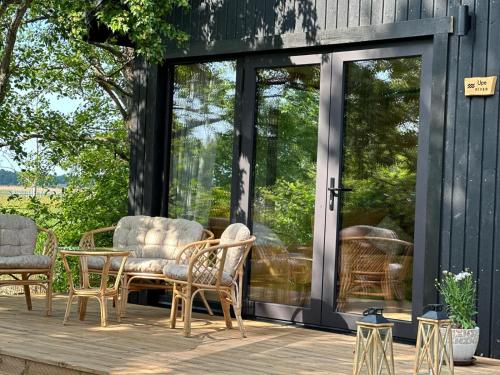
[250,65,320,307]
[168,62,236,235]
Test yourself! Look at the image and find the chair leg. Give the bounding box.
[183,287,192,337]
[63,292,75,325]
[199,290,214,316]
[120,275,129,318]
[180,297,185,322]
[79,297,89,321]
[231,286,246,338]
[99,297,108,327]
[170,285,179,329]
[113,295,121,322]
[219,292,233,329]
[21,274,32,311]
[46,275,53,316]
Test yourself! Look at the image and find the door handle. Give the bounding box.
[328,178,353,211]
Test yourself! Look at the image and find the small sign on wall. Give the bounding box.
[464,76,497,96]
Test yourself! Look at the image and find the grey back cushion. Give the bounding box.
[220,223,251,276]
[113,216,204,259]
[0,214,38,257]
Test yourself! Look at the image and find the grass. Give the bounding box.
[0,187,61,211]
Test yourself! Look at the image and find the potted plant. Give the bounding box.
[436,269,479,364]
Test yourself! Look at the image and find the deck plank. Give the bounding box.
[0,295,499,374]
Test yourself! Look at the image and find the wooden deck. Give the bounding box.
[0,295,499,375]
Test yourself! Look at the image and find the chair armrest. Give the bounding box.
[174,229,215,264]
[185,236,256,287]
[79,226,117,249]
[202,229,215,240]
[38,226,58,267]
[176,239,220,265]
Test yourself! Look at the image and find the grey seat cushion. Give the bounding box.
[0,214,38,257]
[0,255,51,269]
[87,256,173,274]
[163,263,233,286]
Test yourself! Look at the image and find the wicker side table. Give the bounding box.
[59,248,130,327]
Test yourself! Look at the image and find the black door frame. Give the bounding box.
[321,41,434,339]
[238,53,325,325]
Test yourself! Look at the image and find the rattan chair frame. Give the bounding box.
[165,236,257,337]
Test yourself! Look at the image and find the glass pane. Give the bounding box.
[337,57,420,321]
[168,61,236,238]
[250,65,320,307]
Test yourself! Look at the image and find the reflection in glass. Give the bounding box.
[337,57,421,321]
[168,62,236,238]
[250,65,320,307]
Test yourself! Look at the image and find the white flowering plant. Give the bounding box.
[435,269,477,329]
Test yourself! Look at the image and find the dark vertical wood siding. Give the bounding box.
[440,0,500,359]
[130,0,500,358]
[165,0,457,43]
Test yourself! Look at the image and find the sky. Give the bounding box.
[0,94,81,175]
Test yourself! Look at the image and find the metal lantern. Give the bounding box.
[414,304,454,375]
[353,308,395,375]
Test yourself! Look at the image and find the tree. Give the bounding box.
[0,2,188,291]
[0,0,189,158]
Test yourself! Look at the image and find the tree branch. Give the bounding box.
[93,71,132,100]
[95,77,129,120]
[89,41,127,60]
[0,0,33,104]
[23,15,48,24]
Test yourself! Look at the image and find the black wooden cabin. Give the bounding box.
[128,0,500,359]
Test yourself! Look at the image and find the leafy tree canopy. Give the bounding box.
[0,1,188,291]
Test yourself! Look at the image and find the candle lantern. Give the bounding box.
[353,307,395,375]
[414,304,454,375]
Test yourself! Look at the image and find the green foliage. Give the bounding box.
[0,144,128,292]
[256,177,316,245]
[18,152,57,189]
[436,270,478,329]
[33,0,189,63]
[92,0,190,62]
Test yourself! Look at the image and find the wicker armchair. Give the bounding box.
[0,214,58,315]
[164,223,256,337]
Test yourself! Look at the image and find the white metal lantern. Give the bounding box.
[353,308,395,375]
[414,304,454,375]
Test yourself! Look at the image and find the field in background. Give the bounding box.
[0,185,62,196]
[0,186,61,211]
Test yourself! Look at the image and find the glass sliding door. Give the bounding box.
[250,65,320,307]
[337,57,421,321]
[240,54,326,324]
[168,61,236,237]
